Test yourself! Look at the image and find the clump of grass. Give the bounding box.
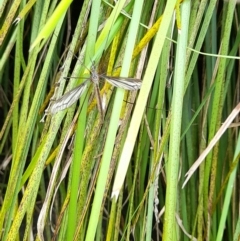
[0,0,240,240]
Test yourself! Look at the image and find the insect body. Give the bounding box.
[49,63,142,118]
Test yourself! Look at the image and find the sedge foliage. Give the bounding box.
[0,0,240,240]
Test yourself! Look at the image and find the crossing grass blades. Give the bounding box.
[48,61,142,121]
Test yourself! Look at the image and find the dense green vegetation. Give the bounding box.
[0,0,240,240]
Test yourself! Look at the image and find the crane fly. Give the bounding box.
[49,62,142,120]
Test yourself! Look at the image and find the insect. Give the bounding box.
[48,62,142,119]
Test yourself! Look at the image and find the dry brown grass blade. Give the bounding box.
[182,102,240,188]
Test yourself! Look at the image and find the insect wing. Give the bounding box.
[102,75,142,90]
[50,81,88,114]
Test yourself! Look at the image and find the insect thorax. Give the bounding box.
[91,72,99,84]
[90,64,99,84]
